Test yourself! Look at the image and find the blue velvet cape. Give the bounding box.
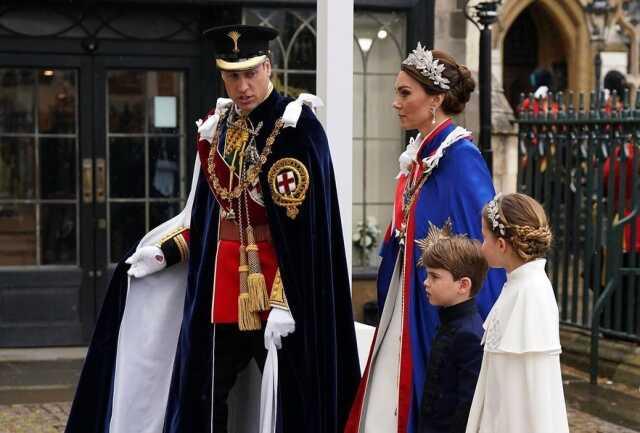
[65,91,360,433]
[346,122,505,433]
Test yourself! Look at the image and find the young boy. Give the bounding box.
[417,220,488,433]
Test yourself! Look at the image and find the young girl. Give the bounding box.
[465,193,570,433]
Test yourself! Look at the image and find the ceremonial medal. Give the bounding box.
[268,157,309,220]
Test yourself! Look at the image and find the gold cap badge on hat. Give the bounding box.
[227,31,241,53]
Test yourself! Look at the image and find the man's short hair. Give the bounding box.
[419,223,488,296]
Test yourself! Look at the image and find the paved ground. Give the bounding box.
[0,358,638,433]
[1,402,69,433]
[568,406,640,433]
[562,365,640,433]
[1,401,638,433]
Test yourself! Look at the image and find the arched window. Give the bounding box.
[244,9,317,97]
[353,12,405,268]
[244,8,406,269]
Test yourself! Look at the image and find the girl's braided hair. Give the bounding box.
[483,193,552,261]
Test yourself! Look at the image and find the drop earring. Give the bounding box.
[431,107,437,125]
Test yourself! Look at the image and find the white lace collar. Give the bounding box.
[396,125,472,179]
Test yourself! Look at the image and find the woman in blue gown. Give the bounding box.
[346,44,506,433]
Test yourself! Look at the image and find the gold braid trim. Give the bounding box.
[207,109,285,201]
[155,226,188,247]
[269,268,289,310]
[173,233,189,262]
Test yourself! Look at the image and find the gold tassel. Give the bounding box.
[245,226,269,312]
[238,245,261,331]
[238,293,261,331]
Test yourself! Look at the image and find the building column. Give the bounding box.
[317,0,354,274]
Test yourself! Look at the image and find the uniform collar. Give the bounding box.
[438,298,477,324]
[246,83,279,123]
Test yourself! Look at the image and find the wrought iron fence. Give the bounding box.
[515,90,640,381]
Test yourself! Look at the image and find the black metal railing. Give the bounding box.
[515,90,640,380]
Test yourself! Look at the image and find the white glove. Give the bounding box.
[196,114,219,143]
[264,308,295,350]
[125,245,166,278]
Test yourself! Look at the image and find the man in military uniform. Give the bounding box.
[65,25,360,433]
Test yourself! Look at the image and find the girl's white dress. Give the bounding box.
[465,259,570,433]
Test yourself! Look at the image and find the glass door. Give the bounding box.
[0,53,197,347]
[93,56,195,308]
[0,55,93,346]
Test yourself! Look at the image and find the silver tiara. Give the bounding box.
[487,194,506,236]
[402,43,450,90]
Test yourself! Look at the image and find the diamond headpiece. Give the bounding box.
[402,43,450,90]
[487,194,506,236]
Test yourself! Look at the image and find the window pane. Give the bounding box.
[38,69,77,134]
[286,73,315,98]
[0,204,36,266]
[108,71,145,133]
[149,136,180,198]
[366,74,398,139]
[0,68,35,133]
[365,139,402,202]
[150,202,181,228]
[367,204,393,235]
[0,9,76,37]
[353,74,364,138]
[358,203,391,267]
[109,12,184,40]
[40,137,76,199]
[366,33,403,74]
[354,40,364,74]
[270,39,286,72]
[355,13,405,72]
[41,204,76,265]
[272,71,286,95]
[353,139,363,203]
[0,136,35,199]
[352,204,390,267]
[278,11,313,56]
[109,137,145,198]
[287,26,316,70]
[147,71,182,134]
[110,203,145,262]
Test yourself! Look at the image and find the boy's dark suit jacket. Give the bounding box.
[420,298,484,433]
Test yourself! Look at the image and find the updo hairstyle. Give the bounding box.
[483,193,553,262]
[401,49,475,115]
